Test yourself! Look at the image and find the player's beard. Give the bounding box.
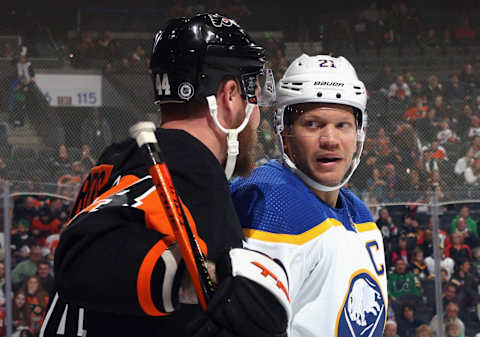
[233,121,258,177]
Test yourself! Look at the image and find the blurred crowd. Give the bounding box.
[0,1,479,336]
[373,203,480,337]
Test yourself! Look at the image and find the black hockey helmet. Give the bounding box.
[150,13,270,105]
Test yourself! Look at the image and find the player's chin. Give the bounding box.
[310,167,346,187]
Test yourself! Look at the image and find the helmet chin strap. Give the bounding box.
[206,95,254,179]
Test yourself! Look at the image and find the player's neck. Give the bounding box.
[313,189,340,208]
[161,118,226,164]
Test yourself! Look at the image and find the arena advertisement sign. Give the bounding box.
[35,74,102,107]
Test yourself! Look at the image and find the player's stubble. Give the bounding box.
[233,111,258,177]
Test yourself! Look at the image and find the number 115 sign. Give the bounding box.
[36,73,102,107]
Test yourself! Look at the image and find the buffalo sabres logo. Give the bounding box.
[336,271,385,337]
[208,14,234,27]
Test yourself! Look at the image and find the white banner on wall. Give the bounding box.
[35,74,102,107]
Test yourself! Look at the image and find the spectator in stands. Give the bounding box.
[437,120,458,146]
[374,126,389,152]
[430,302,465,337]
[0,262,4,306]
[423,141,447,173]
[403,96,428,123]
[446,232,472,264]
[367,167,388,201]
[419,216,451,252]
[443,282,459,306]
[471,136,480,158]
[467,116,480,139]
[21,275,49,335]
[451,206,478,236]
[420,28,441,50]
[417,107,442,143]
[432,95,450,120]
[36,260,54,295]
[351,138,378,191]
[80,108,112,158]
[0,155,8,186]
[397,303,424,337]
[464,158,480,186]
[48,198,69,223]
[459,64,478,99]
[400,215,421,239]
[394,2,421,55]
[454,216,479,248]
[384,162,400,201]
[31,206,61,246]
[415,324,433,337]
[402,170,427,200]
[445,74,467,104]
[445,322,462,337]
[425,244,455,280]
[411,247,432,282]
[450,259,480,324]
[80,144,96,171]
[389,75,412,98]
[12,291,30,334]
[472,247,480,275]
[9,78,29,128]
[49,145,72,180]
[97,31,117,63]
[72,31,96,67]
[12,245,42,291]
[11,219,35,262]
[384,319,399,337]
[130,45,146,68]
[394,123,423,173]
[457,104,474,140]
[391,233,411,266]
[57,160,85,196]
[424,75,444,103]
[388,258,422,313]
[454,16,476,46]
[16,54,35,86]
[373,63,395,95]
[376,207,398,253]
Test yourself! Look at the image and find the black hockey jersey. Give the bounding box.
[40,128,243,337]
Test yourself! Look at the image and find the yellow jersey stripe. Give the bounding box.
[243,219,378,245]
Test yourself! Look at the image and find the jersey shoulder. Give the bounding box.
[339,187,374,224]
[231,160,328,235]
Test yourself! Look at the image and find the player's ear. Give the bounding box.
[217,78,241,128]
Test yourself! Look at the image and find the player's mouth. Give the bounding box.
[315,154,342,167]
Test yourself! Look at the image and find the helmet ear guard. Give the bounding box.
[274,54,368,192]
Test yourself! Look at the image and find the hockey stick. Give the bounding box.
[129,122,214,311]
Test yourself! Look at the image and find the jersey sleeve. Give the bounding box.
[55,173,207,317]
[231,182,306,305]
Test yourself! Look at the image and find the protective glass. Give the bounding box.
[241,68,276,107]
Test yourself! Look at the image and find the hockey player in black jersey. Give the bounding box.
[40,13,289,337]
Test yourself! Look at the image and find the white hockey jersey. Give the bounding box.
[231,160,388,337]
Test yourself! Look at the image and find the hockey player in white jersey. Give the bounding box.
[231,54,388,337]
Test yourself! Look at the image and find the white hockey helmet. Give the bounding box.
[274,54,368,192]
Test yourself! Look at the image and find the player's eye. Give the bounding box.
[337,121,354,130]
[304,120,321,128]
